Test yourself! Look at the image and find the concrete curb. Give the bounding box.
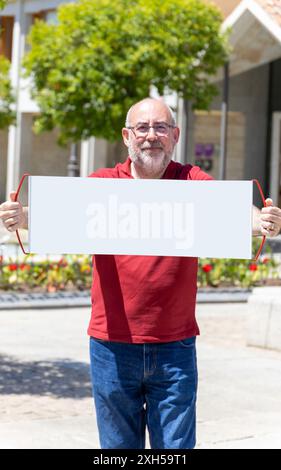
[0,291,91,310]
[197,288,251,303]
[0,288,252,309]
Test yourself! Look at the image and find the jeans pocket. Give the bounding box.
[178,336,196,348]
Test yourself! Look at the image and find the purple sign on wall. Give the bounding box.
[195,143,214,158]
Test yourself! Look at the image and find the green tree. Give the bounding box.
[23,0,229,144]
[0,56,15,129]
[0,0,15,129]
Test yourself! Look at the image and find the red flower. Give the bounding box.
[0,255,3,264]
[202,264,213,273]
[8,263,18,271]
[58,258,68,267]
[262,257,269,264]
[20,263,30,271]
[249,263,258,271]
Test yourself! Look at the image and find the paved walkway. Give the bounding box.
[0,302,281,449]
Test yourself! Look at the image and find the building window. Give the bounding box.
[32,9,58,25]
[45,10,58,25]
[0,16,14,61]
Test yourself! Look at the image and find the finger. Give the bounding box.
[260,214,281,224]
[0,209,19,221]
[0,201,21,211]
[4,216,19,226]
[260,227,270,236]
[261,225,278,236]
[261,206,281,216]
[261,221,274,230]
[261,221,280,237]
[260,223,275,235]
[4,216,19,228]
[265,198,273,207]
[10,191,17,202]
[6,223,19,232]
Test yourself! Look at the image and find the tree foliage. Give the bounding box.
[0,56,15,129]
[0,1,15,129]
[23,0,229,144]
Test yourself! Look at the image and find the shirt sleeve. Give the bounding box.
[87,168,115,178]
[188,165,214,181]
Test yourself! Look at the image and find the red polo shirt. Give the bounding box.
[87,157,213,343]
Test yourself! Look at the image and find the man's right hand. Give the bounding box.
[0,191,28,231]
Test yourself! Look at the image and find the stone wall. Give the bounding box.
[193,110,245,180]
[247,287,281,352]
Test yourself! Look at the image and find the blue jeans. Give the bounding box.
[89,336,198,449]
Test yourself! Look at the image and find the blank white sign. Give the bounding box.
[28,176,253,258]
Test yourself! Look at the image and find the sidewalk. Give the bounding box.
[0,302,280,449]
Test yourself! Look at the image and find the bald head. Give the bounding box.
[125,98,176,128]
[122,97,180,179]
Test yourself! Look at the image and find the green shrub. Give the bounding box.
[198,239,279,288]
[0,239,279,292]
[0,254,92,292]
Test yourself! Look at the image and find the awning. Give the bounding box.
[222,0,281,76]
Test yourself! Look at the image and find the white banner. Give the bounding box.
[28,176,253,258]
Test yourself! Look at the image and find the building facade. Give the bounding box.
[0,0,127,204]
[193,0,281,207]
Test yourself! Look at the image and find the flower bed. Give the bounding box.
[198,238,280,288]
[198,256,279,288]
[0,254,92,293]
[0,239,280,292]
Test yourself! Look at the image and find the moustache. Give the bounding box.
[141,144,164,150]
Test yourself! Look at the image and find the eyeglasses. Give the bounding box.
[127,123,175,138]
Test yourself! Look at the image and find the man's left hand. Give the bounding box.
[260,198,281,237]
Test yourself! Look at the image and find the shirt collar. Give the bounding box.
[118,157,133,178]
[119,157,179,179]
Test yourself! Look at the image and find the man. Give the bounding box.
[1,98,281,449]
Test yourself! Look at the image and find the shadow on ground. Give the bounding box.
[0,354,92,399]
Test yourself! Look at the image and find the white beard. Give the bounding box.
[128,144,172,178]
